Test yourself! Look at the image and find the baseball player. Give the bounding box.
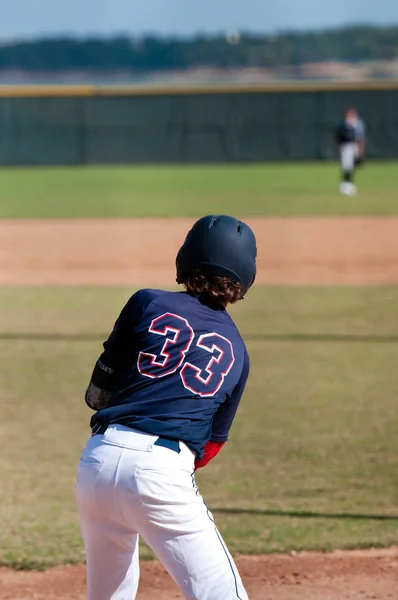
[75,215,257,600]
[334,106,366,196]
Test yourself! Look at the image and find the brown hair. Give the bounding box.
[179,271,244,305]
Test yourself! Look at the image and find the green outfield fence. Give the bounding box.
[0,81,398,165]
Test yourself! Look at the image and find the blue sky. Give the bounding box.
[0,0,397,39]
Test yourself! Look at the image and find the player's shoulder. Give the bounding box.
[230,321,248,357]
[130,288,170,303]
[124,288,171,313]
[127,288,198,314]
[128,289,244,335]
[356,118,365,132]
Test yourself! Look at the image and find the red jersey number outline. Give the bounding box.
[180,333,235,397]
[137,313,194,379]
[137,313,235,396]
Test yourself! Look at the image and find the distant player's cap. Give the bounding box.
[176,215,257,294]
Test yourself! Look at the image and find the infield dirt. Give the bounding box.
[1,217,398,285]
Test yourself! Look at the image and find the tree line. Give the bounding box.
[1,26,398,71]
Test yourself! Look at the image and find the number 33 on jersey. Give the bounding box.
[89,288,250,458]
[137,312,235,398]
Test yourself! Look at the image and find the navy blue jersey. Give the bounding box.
[335,118,365,145]
[335,120,356,144]
[89,289,250,457]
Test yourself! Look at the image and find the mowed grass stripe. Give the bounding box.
[0,162,397,218]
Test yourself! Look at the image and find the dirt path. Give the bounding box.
[1,548,397,600]
[1,217,398,285]
[1,216,398,599]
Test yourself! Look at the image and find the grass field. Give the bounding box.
[1,285,398,568]
[1,160,397,569]
[0,161,397,218]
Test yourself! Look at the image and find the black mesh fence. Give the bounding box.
[0,86,397,165]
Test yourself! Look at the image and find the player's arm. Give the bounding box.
[85,361,118,411]
[357,138,365,158]
[356,120,366,157]
[194,349,250,469]
[85,296,140,410]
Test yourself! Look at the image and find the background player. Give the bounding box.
[334,106,366,196]
[75,215,257,600]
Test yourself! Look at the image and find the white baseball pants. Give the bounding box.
[339,142,358,172]
[75,425,248,600]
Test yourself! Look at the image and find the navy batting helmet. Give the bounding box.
[176,215,257,294]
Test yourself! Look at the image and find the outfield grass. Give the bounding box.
[1,285,397,568]
[0,162,397,218]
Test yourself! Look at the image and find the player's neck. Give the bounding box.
[189,292,227,311]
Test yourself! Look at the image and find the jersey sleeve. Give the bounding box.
[356,120,365,139]
[89,291,149,391]
[103,297,140,364]
[209,348,250,443]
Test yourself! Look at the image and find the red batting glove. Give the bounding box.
[194,441,225,470]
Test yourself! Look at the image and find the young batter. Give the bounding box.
[75,215,257,600]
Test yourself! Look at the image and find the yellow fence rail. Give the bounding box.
[0,80,398,97]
